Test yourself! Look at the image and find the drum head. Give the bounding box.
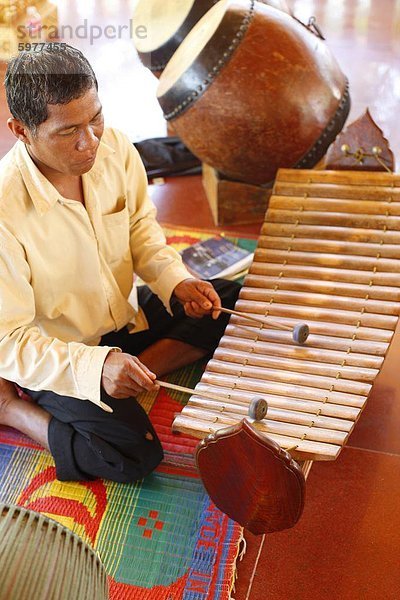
[134,0,196,53]
[158,0,228,97]
[262,0,291,13]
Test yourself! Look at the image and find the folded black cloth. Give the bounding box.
[133,136,202,179]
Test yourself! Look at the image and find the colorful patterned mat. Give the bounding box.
[0,227,257,600]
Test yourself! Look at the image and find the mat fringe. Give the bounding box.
[229,530,247,599]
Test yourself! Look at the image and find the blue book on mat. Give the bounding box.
[181,236,253,280]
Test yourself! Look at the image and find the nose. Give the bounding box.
[76,127,99,153]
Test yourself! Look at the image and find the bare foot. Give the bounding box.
[0,377,50,448]
[0,378,19,423]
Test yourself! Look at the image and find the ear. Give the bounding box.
[7,118,32,144]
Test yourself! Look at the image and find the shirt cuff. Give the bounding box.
[70,343,121,412]
[149,263,193,315]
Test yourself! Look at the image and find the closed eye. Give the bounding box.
[58,110,103,136]
[59,127,78,136]
[91,112,103,123]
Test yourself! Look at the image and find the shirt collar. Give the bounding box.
[15,136,116,216]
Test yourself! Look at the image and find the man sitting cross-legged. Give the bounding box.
[0,45,240,483]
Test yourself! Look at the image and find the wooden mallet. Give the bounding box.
[217,307,309,345]
[157,380,269,421]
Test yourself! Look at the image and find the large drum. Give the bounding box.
[0,503,108,599]
[134,0,291,76]
[157,0,350,185]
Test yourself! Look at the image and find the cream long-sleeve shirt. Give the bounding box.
[0,127,192,410]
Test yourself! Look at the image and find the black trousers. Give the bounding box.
[23,279,240,482]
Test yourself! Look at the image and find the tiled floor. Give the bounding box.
[236,448,400,600]
[1,1,400,599]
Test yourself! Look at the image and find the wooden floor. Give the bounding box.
[1,1,400,598]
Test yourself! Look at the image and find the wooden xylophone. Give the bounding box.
[173,168,400,464]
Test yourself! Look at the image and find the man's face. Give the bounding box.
[25,86,104,177]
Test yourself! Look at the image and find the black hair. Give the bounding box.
[4,44,98,133]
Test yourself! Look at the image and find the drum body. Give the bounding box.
[157,0,350,185]
[0,504,108,600]
[134,0,291,76]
